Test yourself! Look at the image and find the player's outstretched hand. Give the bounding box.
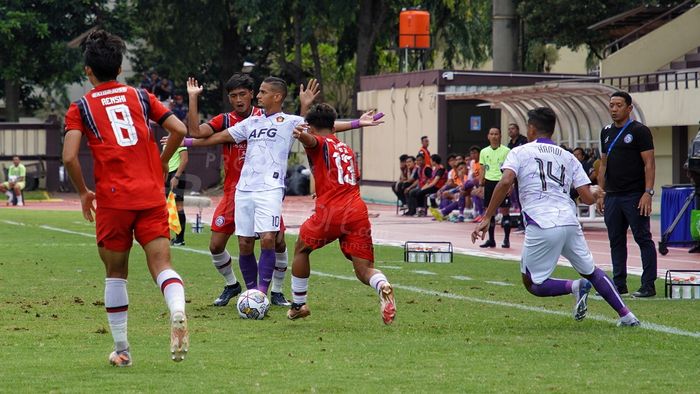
[299,78,320,108]
[359,109,385,127]
[293,124,308,139]
[470,217,491,244]
[80,190,97,222]
[187,77,203,96]
[160,135,185,147]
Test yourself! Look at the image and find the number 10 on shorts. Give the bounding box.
[272,216,280,227]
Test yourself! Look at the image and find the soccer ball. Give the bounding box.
[236,289,270,320]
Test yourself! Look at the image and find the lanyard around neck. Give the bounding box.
[606,119,633,156]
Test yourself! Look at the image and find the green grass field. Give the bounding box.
[1,209,698,393]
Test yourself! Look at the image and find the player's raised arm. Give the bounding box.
[293,124,318,149]
[299,78,320,116]
[62,129,96,222]
[186,77,215,138]
[334,110,385,132]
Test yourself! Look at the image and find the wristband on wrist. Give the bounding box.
[184,137,193,147]
[350,119,360,129]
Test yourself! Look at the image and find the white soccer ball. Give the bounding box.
[236,289,270,320]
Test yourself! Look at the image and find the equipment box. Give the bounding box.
[664,270,700,299]
[404,241,453,263]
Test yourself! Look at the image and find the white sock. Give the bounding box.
[5,190,12,200]
[156,269,186,316]
[368,272,388,295]
[291,275,308,304]
[572,279,581,296]
[105,278,129,351]
[271,249,288,293]
[212,250,238,286]
[16,194,22,204]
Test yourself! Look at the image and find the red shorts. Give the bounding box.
[95,205,170,252]
[211,191,286,234]
[299,202,374,262]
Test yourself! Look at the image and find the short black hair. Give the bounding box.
[82,30,125,82]
[447,153,456,161]
[490,127,501,135]
[225,73,254,93]
[611,91,632,106]
[430,154,441,165]
[305,103,337,129]
[421,136,428,141]
[508,123,519,130]
[527,107,557,135]
[263,76,287,99]
[399,154,409,162]
[469,145,480,153]
[406,155,416,161]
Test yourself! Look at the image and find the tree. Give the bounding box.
[0,1,134,121]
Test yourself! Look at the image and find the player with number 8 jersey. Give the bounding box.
[65,82,173,210]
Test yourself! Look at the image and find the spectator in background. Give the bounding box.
[418,136,431,167]
[392,154,411,206]
[1,156,26,206]
[154,77,173,103]
[170,94,188,121]
[573,147,593,176]
[139,72,153,92]
[404,154,434,216]
[508,123,528,231]
[507,123,527,149]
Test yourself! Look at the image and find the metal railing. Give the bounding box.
[543,70,700,93]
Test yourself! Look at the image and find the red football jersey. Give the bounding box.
[64,81,173,209]
[206,107,263,193]
[305,134,362,206]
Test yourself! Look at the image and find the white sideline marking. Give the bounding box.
[1,220,25,226]
[14,221,700,339]
[451,276,473,281]
[378,265,403,270]
[40,225,95,238]
[412,270,437,275]
[485,281,514,287]
[311,271,700,339]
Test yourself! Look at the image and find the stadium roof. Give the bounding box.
[442,82,646,148]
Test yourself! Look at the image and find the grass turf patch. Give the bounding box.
[0,209,697,392]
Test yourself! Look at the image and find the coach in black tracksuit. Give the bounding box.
[597,91,657,298]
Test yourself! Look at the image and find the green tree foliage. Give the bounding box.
[516,0,681,69]
[0,1,134,121]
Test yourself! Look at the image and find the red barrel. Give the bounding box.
[399,10,430,49]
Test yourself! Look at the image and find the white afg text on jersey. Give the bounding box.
[227,112,304,191]
[502,142,590,228]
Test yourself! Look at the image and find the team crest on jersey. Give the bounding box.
[215,215,225,227]
[623,134,633,143]
[276,116,284,123]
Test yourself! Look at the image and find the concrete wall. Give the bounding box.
[633,88,700,127]
[357,85,439,184]
[601,5,700,77]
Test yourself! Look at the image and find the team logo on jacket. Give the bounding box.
[215,215,225,227]
[623,134,633,144]
[276,116,284,123]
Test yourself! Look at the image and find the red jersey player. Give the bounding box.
[287,103,396,325]
[186,74,291,307]
[62,30,189,367]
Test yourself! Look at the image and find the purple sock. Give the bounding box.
[587,268,630,317]
[457,195,465,213]
[257,248,276,295]
[474,196,484,215]
[239,253,258,290]
[439,198,450,210]
[529,278,573,297]
[441,201,458,215]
